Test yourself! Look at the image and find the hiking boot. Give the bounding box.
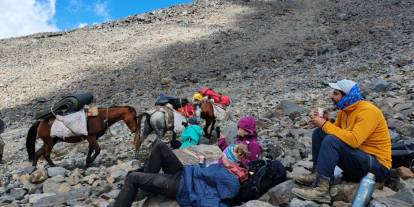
[291,177,331,204]
[295,173,317,186]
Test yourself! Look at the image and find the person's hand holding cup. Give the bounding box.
[310,107,328,128]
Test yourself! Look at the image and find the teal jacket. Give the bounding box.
[179,125,203,149]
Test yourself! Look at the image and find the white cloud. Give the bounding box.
[78,23,88,28]
[0,0,58,39]
[94,1,110,20]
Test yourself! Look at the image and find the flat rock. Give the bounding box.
[173,144,222,165]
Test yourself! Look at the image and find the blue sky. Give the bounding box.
[55,0,193,30]
[0,0,193,39]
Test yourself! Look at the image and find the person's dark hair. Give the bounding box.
[339,90,346,96]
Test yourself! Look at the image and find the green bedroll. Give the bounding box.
[34,93,94,120]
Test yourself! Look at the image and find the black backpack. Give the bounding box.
[392,139,414,168]
[232,159,286,205]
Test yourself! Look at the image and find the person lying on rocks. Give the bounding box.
[170,117,203,149]
[218,116,261,167]
[114,141,249,207]
[292,79,391,204]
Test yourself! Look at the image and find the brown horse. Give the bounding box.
[26,106,140,168]
[196,100,217,139]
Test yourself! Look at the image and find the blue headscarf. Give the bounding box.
[223,144,238,163]
[336,84,364,109]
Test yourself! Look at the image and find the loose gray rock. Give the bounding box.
[289,198,320,207]
[9,188,27,200]
[237,200,276,207]
[399,124,414,137]
[372,79,390,92]
[47,167,68,177]
[267,180,298,206]
[277,100,308,116]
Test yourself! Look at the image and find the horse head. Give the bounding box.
[101,106,140,151]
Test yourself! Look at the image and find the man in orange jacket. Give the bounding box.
[292,79,391,203]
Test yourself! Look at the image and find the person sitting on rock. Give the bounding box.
[0,118,5,163]
[218,116,261,167]
[292,79,391,203]
[114,141,249,207]
[170,117,203,149]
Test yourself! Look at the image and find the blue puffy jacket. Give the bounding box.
[176,164,240,207]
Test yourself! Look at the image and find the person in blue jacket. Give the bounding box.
[114,141,248,207]
[178,117,203,149]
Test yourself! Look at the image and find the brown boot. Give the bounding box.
[292,177,331,204]
[294,173,316,186]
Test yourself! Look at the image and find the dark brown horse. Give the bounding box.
[26,106,140,168]
[197,100,217,139]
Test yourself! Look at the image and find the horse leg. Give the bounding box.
[204,119,211,139]
[44,146,55,167]
[43,139,58,167]
[209,120,216,144]
[86,145,94,166]
[86,137,100,167]
[33,145,46,167]
[170,131,181,149]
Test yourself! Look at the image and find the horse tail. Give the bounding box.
[137,112,152,141]
[26,121,40,162]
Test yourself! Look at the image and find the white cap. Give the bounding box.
[328,79,357,94]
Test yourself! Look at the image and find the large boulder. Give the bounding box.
[173,144,222,165]
[263,180,298,206]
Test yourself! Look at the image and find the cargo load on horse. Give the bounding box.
[34,93,94,120]
[198,87,231,108]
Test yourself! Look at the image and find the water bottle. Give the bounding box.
[352,172,376,207]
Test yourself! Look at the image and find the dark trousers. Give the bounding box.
[312,128,389,182]
[114,140,183,207]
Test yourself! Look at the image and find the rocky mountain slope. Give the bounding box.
[0,0,413,206]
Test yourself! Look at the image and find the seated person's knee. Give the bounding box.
[322,135,341,146]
